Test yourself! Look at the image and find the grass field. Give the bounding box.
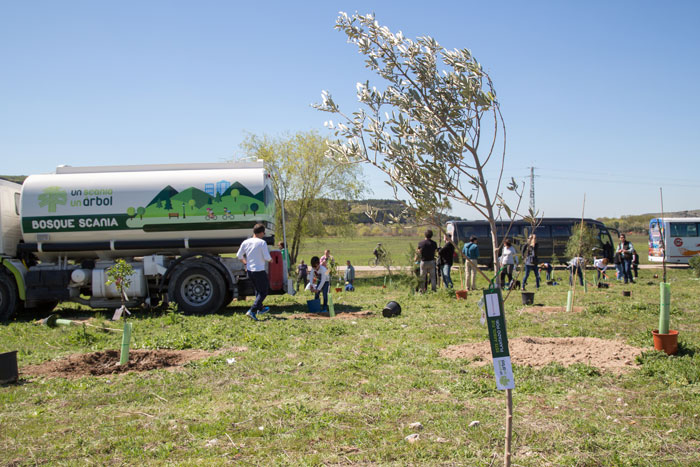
[2,262,699,465]
[297,235,422,267]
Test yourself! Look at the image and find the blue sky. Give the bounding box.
[2,1,698,219]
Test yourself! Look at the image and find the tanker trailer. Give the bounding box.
[0,162,288,321]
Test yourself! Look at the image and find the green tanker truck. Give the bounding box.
[0,161,288,321]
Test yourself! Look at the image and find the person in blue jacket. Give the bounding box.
[462,236,479,291]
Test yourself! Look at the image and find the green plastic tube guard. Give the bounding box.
[119,322,132,365]
[659,283,671,334]
[566,290,573,312]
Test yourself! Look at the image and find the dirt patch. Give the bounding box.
[287,310,375,320]
[518,306,584,313]
[441,337,643,373]
[21,349,214,379]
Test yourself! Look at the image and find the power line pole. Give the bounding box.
[529,166,536,213]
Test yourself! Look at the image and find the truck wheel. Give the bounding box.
[223,289,233,308]
[168,263,226,314]
[0,272,20,323]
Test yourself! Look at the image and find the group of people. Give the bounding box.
[237,224,641,321]
[238,229,357,321]
[414,229,641,294]
[412,229,455,293]
[411,229,539,293]
[295,249,356,313]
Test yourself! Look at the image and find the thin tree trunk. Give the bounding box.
[504,388,513,467]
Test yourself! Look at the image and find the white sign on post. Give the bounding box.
[484,288,515,390]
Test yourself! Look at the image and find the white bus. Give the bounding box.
[648,217,700,264]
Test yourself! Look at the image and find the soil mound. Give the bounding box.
[441,337,643,373]
[22,349,213,379]
[288,310,374,320]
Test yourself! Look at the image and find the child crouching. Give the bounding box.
[309,256,330,312]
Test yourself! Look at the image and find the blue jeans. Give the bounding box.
[541,264,553,281]
[315,282,329,310]
[569,266,583,286]
[522,265,540,289]
[621,258,633,283]
[249,270,269,312]
[441,263,453,288]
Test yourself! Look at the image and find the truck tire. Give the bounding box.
[168,263,226,314]
[0,272,20,323]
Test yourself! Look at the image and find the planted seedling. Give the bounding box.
[105,259,134,364]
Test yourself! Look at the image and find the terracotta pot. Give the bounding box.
[335,287,342,293]
[652,329,679,355]
[455,289,468,300]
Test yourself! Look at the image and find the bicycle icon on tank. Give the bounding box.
[221,207,234,220]
[204,207,217,220]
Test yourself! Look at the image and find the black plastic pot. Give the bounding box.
[382,301,401,318]
[597,283,609,289]
[521,292,535,306]
[622,291,631,297]
[0,351,18,385]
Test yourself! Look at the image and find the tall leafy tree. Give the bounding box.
[314,12,521,272]
[565,224,599,263]
[239,130,364,264]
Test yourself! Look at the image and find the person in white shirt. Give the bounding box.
[568,256,585,286]
[498,239,518,288]
[309,256,330,312]
[593,257,609,282]
[237,223,272,321]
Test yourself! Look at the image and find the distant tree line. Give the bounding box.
[598,209,700,234]
[0,175,27,184]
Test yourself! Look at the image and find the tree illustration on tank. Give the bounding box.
[137,207,146,219]
[127,207,136,218]
[188,199,196,211]
[38,186,67,213]
[240,203,249,216]
[250,202,260,215]
[231,189,239,202]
